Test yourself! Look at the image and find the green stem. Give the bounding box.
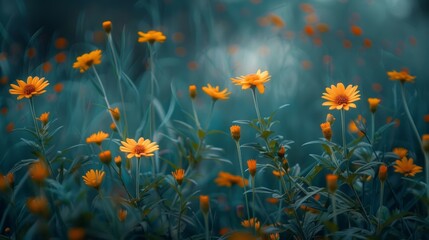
[29,98,52,174]
[340,109,347,159]
[148,44,157,178]
[235,140,250,219]
[400,83,429,199]
[378,182,384,232]
[251,177,256,220]
[92,66,123,139]
[107,33,128,138]
[371,113,375,144]
[331,193,337,227]
[251,88,263,130]
[111,165,133,202]
[204,213,209,240]
[191,99,202,130]
[205,100,215,130]
[177,185,182,240]
[135,158,140,200]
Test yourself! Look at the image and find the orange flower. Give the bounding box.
[320,122,332,141]
[272,170,286,178]
[82,169,105,189]
[29,161,50,183]
[189,85,197,99]
[231,69,271,94]
[37,112,50,126]
[99,150,112,164]
[172,168,185,185]
[200,195,210,214]
[241,218,260,231]
[387,70,415,83]
[27,196,49,216]
[9,76,49,100]
[137,30,166,43]
[278,146,286,158]
[102,21,112,33]
[393,157,422,177]
[392,147,408,159]
[350,25,363,36]
[119,137,159,159]
[368,98,381,113]
[379,165,388,182]
[202,84,231,100]
[118,209,127,222]
[109,107,120,121]
[322,83,360,111]
[215,171,248,187]
[114,156,122,166]
[326,174,338,193]
[68,228,85,240]
[230,125,241,141]
[247,159,257,177]
[86,131,109,145]
[73,50,102,73]
[53,83,64,93]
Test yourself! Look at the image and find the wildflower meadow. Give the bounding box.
[1,0,429,239]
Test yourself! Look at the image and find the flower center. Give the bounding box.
[86,59,94,66]
[245,74,260,82]
[134,145,146,155]
[335,94,349,105]
[24,84,36,95]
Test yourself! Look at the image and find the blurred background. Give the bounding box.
[1,0,429,185]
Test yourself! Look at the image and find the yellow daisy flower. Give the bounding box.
[387,70,415,83]
[230,69,271,94]
[393,157,422,177]
[82,169,105,189]
[9,76,49,100]
[119,137,159,159]
[73,49,102,73]
[202,84,231,100]
[392,147,408,159]
[322,83,360,111]
[137,30,167,43]
[86,131,109,145]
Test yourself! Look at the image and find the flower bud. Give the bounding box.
[102,21,112,33]
[230,125,241,141]
[326,174,338,193]
[189,85,197,99]
[378,165,387,182]
[368,98,381,113]
[320,122,332,141]
[200,195,210,215]
[422,134,429,153]
[99,150,112,164]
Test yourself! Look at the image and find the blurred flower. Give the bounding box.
[55,37,68,49]
[368,98,381,113]
[322,83,360,111]
[53,83,64,93]
[387,70,415,83]
[247,159,256,177]
[73,50,102,73]
[394,157,422,177]
[99,150,112,164]
[29,161,50,183]
[422,134,429,152]
[300,205,320,214]
[231,69,271,94]
[272,170,286,178]
[348,115,366,137]
[202,84,231,100]
[109,107,120,121]
[172,168,185,185]
[118,209,127,222]
[320,122,332,141]
[200,195,210,214]
[189,85,197,99]
[379,165,388,182]
[110,122,117,131]
[215,171,248,187]
[37,112,50,126]
[119,137,159,158]
[350,25,363,36]
[392,147,408,159]
[326,174,338,193]
[137,30,166,44]
[266,197,279,205]
[114,156,122,167]
[9,76,49,100]
[0,173,12,191]
[230,125,241,141]
[228,232,257,240]
[236,204,245,218]
[102,21,112,33]
[277,146,286,158]
[27,196,49,216]
[326,113,336,125]
[82,169,105,189]
[86,131,109,145]
[241,218,260,231]
[68,228,85,240]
